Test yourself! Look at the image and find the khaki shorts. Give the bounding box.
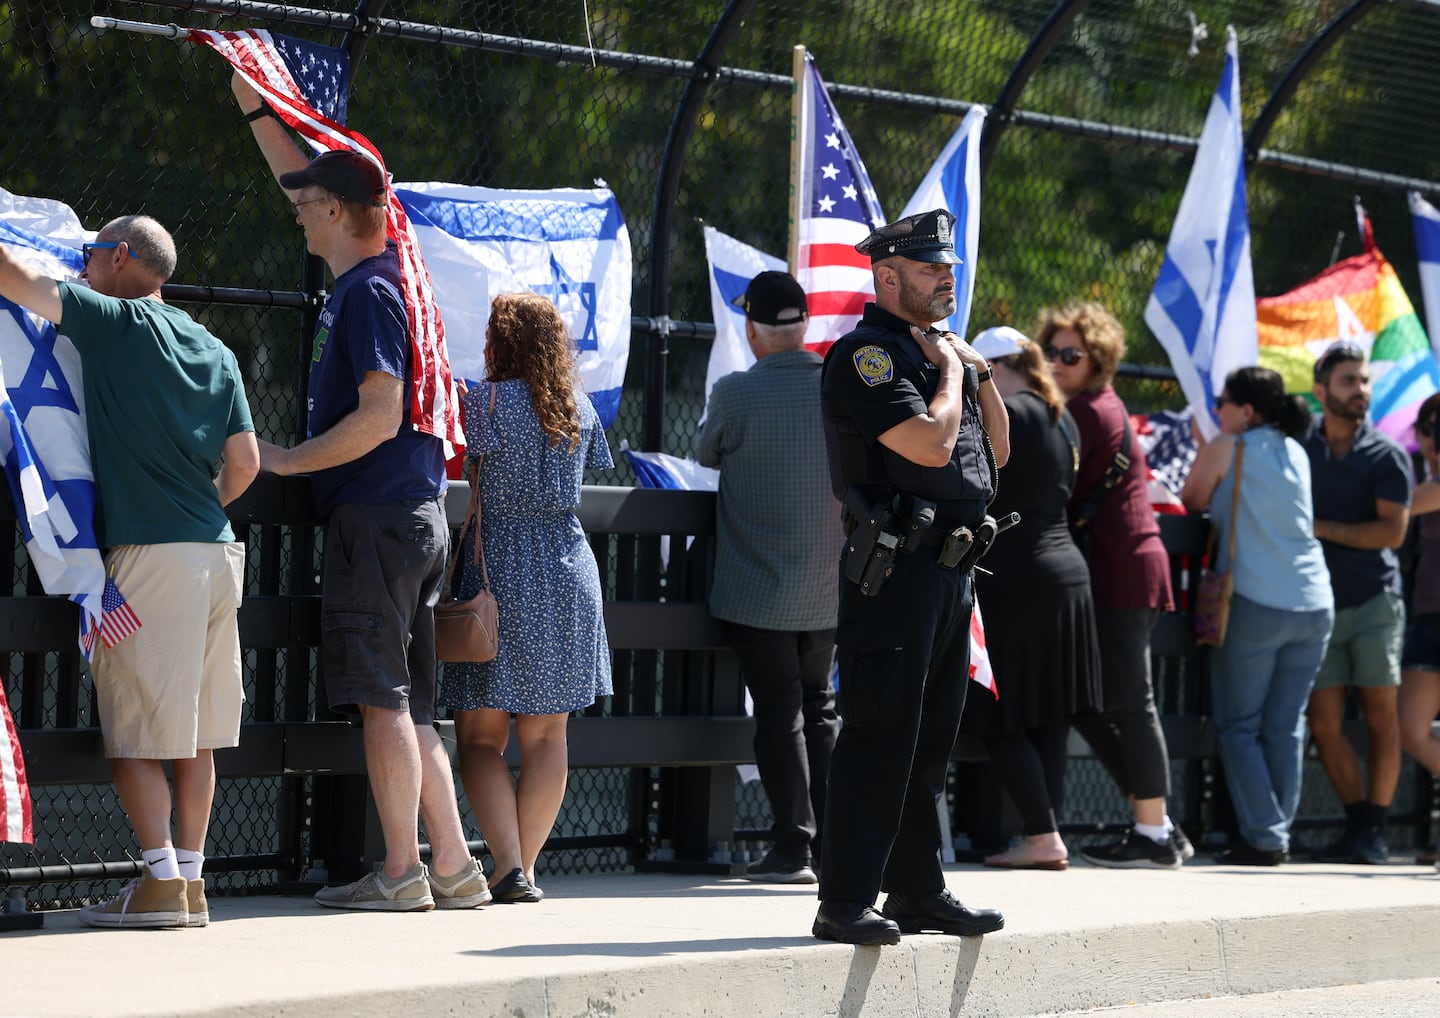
[92,542,246,759]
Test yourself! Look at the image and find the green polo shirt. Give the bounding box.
[58,282,253,546]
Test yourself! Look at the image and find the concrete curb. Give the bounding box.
[6,862,1438,1017]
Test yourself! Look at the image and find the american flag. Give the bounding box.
[80,578,142,655]
[189,29,464,453]
[0,683,32,845]
[793,54,886,353]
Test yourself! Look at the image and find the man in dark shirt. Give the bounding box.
[1304,341,1411,865]
[235,77,487,911]
[815,209,1009,945]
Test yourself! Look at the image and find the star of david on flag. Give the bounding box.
[0,186,141,658]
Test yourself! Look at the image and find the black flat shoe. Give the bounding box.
[881,889,1004,936]
[489,867,543,903]
[812,902,901,946]
[1213,842,1287,867]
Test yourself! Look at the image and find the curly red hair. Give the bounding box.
[484,292,582,450]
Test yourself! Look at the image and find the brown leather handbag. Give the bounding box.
[435,385,499,663]
[1195,439,1243,648]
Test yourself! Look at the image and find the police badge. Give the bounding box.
[853,345,893,387]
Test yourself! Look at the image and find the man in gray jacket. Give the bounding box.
[698,271,842,883]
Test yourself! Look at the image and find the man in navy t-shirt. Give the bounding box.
[1304,341,1411,865]
[235,75,488,912]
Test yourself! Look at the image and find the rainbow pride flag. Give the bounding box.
[1257,217,1439,445]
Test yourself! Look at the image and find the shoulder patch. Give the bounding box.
[853,345,893,387]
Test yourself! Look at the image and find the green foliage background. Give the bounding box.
[2,0,1438,458]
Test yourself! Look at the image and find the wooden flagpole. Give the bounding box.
[787,45,807,278]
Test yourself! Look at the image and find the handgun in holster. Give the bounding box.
[843,490,901,597]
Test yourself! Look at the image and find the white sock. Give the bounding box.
[142,847,180,880]
[1133,821,1169,845]
[176,849,205,882]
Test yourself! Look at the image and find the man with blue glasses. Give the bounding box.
[0,215,259,928]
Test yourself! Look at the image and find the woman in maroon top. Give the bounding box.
[1035,301,1188,869]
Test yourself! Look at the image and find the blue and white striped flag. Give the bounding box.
[899,104,987,340]
[1410,191,1440,358]
[394,183,631,428]
[1144,27,1257,441]
[0,187,137,655]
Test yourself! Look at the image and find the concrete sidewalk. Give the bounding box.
[4,859,1439,1018]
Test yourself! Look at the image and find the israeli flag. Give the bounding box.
[701,226,786,409]
[1144,27,1258,441]
[1411,191,1440,357]
[0,187,109,649]
[899,104,987,340]
[394,183,631,428]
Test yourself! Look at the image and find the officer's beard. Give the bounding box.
[898,276,957,326]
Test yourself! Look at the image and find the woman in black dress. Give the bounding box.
[963,327,1102,869]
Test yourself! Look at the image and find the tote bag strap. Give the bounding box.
[472,383,497,593]
[1203,437,1245,571]
[442,383,497,596]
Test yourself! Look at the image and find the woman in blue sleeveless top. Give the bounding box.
[1181,367,1334,865]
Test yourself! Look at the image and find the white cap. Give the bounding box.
[971,325,1028,361]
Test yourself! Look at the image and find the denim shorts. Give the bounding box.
[1402,612,1440,673]
[1312,590,1404,690]
[321,498,448,723]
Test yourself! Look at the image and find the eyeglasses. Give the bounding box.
[1043,345,1086,366]
[81,241,136,266]
[1215,394,1232,409]
[291,197,331,215]
[1419,418,1437,438]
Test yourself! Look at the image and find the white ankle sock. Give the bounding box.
[176,849,205,882]
[1133,821,1169,845]
[142,847,180,880]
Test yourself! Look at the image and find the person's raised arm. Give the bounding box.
[259,370,403,476]
[0,243,62,325]
[215,430,261,506]
[876,326,964,467]
[231,73,310,191]
[1314,497,1410,549]
[1180,434,1234,513]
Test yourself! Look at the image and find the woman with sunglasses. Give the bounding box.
[1033,301,1186,869]
[960,327,1102,870]
[1181,367,1333,865]
[1399,393,1440,869]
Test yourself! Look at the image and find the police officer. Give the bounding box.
[814,208,1010,946]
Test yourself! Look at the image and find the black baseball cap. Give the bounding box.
[732,270,808,326]
[278,150,386,207]
[855,208,963,265]
[1313,339,1366,381]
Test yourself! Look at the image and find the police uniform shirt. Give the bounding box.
[822,303,993,521]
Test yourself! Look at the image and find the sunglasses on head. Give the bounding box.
[1043,345,1086,366]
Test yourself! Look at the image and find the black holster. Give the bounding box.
[843,491,901,597]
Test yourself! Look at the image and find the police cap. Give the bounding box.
[854,208,963,265]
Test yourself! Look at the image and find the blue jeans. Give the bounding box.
[1209,594,1333,852]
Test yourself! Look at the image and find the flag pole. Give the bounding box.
[89,16,187,38]
[787,45,807,277]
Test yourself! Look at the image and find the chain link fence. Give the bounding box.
[4,0,1439,899]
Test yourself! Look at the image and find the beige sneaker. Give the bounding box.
[313,862,435,912]
[429,858,492,909]
[185,879,209,927]
[79,871,188,929]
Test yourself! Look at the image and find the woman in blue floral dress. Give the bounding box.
[441,292,613,902]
